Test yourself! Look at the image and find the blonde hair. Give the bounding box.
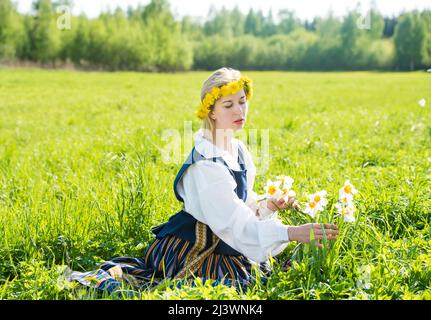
[200,67,248,142]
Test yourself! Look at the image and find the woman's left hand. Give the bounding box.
[267,196,300,212]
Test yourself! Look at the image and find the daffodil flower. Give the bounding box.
[339,180,358,199]
[311,190,328,208]
[418,98,426,107]
[339,194,354,206]
[303,191,327,218]
[264,179,283,200]
[305,191,327,210]
[276,175,294,189]
[335,203,356,222]
[281,189,296,202]
[303,200,319,218]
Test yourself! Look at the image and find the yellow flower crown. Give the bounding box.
[196,76,253,120]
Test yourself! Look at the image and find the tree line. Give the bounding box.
[0,0,430,71]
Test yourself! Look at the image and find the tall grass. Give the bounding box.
[0,69,430,299]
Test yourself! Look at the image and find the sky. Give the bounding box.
[15,0,431,21]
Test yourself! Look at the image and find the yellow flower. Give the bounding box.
[212,87,221,97]
[246,87,253,100]
[230,82,240,93]
[196,76,253,119]
[220,85,232,96]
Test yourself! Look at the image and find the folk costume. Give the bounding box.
[68,130,290,293]
[68,74,291,293]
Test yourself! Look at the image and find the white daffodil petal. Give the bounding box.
[273,189,284,201]
[287,190,296,198]
[344,213,356,222]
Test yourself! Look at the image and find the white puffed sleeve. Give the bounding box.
[246,189,280,220]
[177,160,290,263]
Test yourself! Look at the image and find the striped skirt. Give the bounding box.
[68,235,274,293]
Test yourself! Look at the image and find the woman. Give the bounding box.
[68,67,339,293]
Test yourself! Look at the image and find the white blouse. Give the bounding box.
[176,130,290,263]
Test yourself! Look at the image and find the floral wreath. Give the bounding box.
[196,76,253,120]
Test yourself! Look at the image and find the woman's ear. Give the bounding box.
[209,112,216,120]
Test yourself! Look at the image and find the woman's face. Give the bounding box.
[210,89,248,133]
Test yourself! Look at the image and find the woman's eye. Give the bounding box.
[224,102,245,108]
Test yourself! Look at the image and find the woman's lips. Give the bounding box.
[234,119,245,124]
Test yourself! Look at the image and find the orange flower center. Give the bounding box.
[268,186,277,195]
[282,187,288,195]
[309,201,316,209]
[344,185,352,193]
[314,195,321,202]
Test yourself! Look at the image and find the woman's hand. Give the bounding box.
[287,223,339,248]
[267,196,300,212]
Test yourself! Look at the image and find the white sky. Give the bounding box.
[15,0,431,21]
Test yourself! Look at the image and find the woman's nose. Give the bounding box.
[233,103,245,114]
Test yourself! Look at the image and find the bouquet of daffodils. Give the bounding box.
[263,176,359,223]
[264,175,297,202]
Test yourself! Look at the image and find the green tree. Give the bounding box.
[244,9,263,36]
[230,7,245,37]
[261,10,277,37]
[31,0,61,64]
[340,9,377,69]
[0,0,25,60]
[141,1,193,71]
[227,35,261,69]
[383,16,397,37]
[181,16,204,41]
[365,7,393,69]
[420,10,431,67]
[193,35,233,70]
[278,9,300,34]
[340,10,362,68]
[204,6,234,37]
[306,13,342,70]
[141,0,173,24]
[314,12,341,37]
[394,12,428,70]
[368,9,385,40]
[69,15,89,65]
[85,19,108,68]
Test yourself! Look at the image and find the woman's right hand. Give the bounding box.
[287,223,339,248]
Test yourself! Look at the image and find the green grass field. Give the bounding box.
[0,69,430,299]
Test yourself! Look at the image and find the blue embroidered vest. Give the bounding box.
[151,142,248,256]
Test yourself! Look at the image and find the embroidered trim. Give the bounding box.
[174,221,220,279]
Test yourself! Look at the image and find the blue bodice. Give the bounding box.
[151,142,248,256]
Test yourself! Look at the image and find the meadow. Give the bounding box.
[0,68,430,299]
